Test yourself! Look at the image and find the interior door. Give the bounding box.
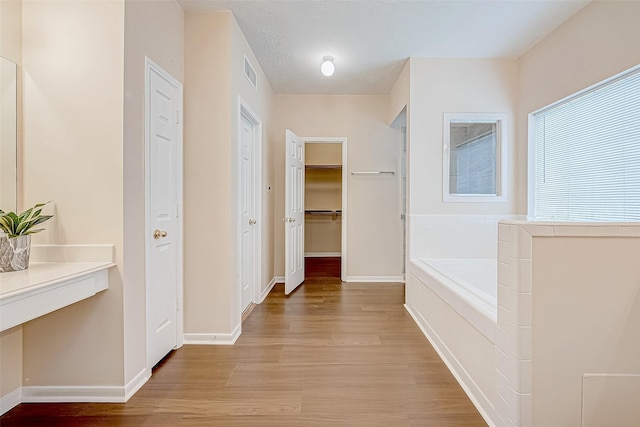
[285,129,305,294]
[240,112,256,311]
[147,63,180,368]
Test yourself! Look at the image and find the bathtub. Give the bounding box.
[406,257,499,425]
[409,258,497,340]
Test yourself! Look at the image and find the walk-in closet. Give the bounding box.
[304,142,342,279]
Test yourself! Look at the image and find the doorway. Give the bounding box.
[238,98,262,314]
[145,58,183,370]
[303,138,347,282]
[391,107,407,279]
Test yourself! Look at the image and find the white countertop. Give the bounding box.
[0,245,115,332]
[0,261,113,299]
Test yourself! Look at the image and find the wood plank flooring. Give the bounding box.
[1,258,487,426]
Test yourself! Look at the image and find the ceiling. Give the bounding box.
[179,0,590,95]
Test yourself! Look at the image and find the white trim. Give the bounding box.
[302,137,348,281]
[0,369,150,414]
[22,386,126,403]
[345,276,405,283]
[259,277,278,302]
[0,387,21,415]
[527,113,536,217]
[304,252,341,257]
[124,368,151,401]
[442,112,508,203]
[183,324,241,345]
[237,96,263,316]
[273,275,285,284]
[404,303,499,427]
[144,57,185,370]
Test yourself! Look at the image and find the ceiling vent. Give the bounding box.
[244,56,257,90]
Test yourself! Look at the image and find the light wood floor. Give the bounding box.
[1,258,487,426]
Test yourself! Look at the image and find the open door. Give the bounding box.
[285,129,305,294]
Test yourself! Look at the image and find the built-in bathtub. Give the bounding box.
[407,217,640,427]
[410,258,496,341]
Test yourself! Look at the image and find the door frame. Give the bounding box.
[144,57,184,370]
[303,137,347,281]
[237,96,263,312]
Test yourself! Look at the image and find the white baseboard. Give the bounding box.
[404,303,499,427]
[259,277,278,303]
[183,323,241,345]
[273,276,284,283]
[23,385,128,403]
[345,275,405,283]
[124,368,150,401]
[304,252,341,257]
[0,387,21,415]
[3,368,150,411]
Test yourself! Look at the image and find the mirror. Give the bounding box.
[0,57,17,212]
[443,113,507,202]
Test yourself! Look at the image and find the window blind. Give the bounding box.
[533,68,640,221]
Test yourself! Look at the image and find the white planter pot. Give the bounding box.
[0,235,31,272]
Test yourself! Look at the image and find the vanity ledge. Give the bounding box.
[0,244,115,332]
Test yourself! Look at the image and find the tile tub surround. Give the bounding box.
[407,217,640,427]
[495,220,640,427]
[409,214,524,260]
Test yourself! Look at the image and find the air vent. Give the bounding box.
[244,56,257,90]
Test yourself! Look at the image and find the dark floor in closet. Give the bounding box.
[305,256,341,280]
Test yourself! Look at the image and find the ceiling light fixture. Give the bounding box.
[320,56,335,77]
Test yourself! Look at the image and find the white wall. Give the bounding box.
[532,234,640,426]
[1,0,185,406]
[184,11,234,337]
[123,0,184,385]
[408,58,518,217]
[0,0,23,405]
[21,0,125,387]
[273,95,403,280]
[516,0,640,214]
[513,1,640,425]
[184,10,274,341]
[230,15,275,299]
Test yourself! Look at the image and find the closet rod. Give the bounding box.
[350,171,395,176]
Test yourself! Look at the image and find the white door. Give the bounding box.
[285,129,305,294]
[146,60,181,368]
[240,111,256,311]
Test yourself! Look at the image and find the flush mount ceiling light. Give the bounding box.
[320,56,335,77]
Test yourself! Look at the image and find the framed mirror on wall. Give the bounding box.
[0,57,17,212]
[443,112,508,203]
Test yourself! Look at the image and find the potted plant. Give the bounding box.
[0,202,53,272]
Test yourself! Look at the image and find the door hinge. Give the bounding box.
[176,110,180,125]
[176,297,179,311]
[176,204,179,218]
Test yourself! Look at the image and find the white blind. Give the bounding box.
[533,68,640,221]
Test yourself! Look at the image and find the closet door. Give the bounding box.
[284,130,305,294]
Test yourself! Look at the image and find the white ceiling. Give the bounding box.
[179,0,590,94]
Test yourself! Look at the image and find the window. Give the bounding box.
[443,113,507,202]
[530,66,640,221]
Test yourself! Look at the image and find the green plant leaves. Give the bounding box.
[0,202,53,238]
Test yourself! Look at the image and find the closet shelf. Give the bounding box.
[305,209,342,220]
[305,164,342,169]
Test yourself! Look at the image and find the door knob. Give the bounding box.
[288,217,296,223]
[249,219,257,225]
[153,229,168,239]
